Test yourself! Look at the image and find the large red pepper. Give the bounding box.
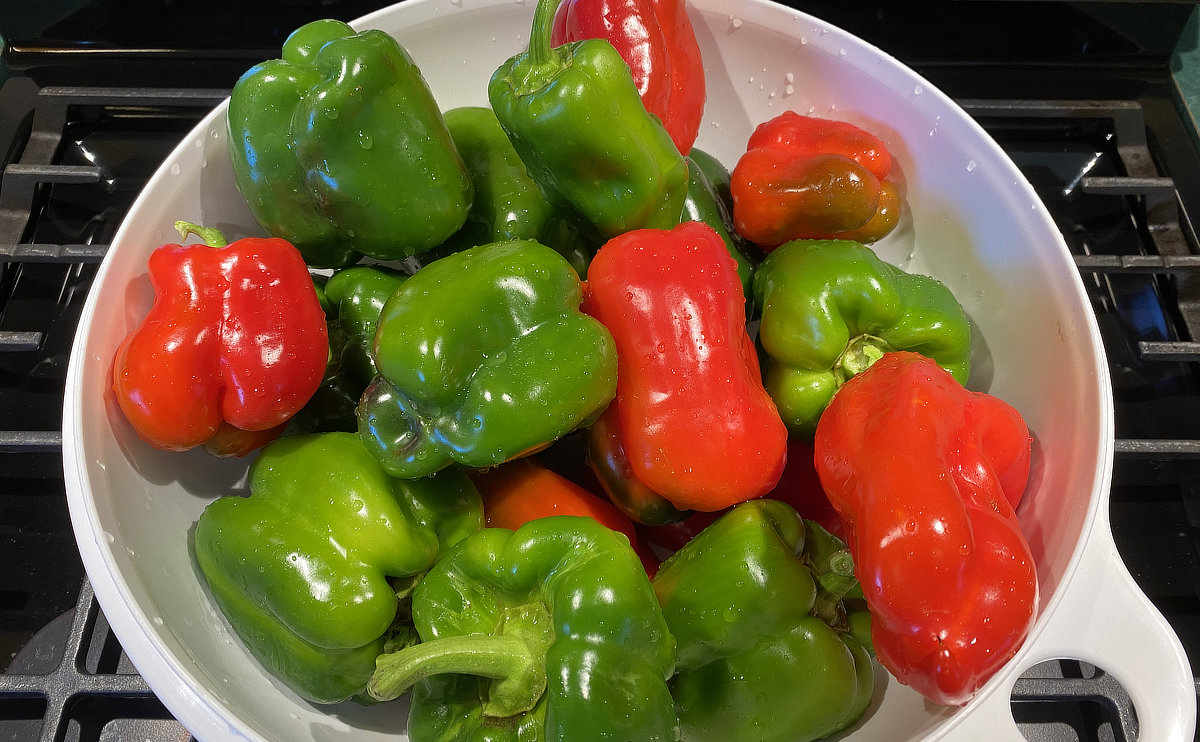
[112,222,327,454]
[551,0,705,155]
[814,351,1036,706]
[731,111,901,248]
[583,220,788,512]
[637,438,841,554]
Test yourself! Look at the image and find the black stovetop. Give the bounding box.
[2,2,1200,741]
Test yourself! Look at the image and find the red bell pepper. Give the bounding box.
[551,0,706,155]
[586,404,692,526]
[637,438,841,554]
[112,222,327,454]
[470,457,659,574]
[814,351,1036,706]
[731,111,901,248]
[583,220,788,512]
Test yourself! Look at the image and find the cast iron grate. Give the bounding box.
[1,80,1195,741]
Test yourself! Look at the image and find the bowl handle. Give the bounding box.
[940,513,1197,741]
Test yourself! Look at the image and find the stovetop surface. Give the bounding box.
[2,2,1200,741]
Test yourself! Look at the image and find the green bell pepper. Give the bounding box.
[753,238,971,436]
[438,106,596,277]
[367,515,678,741]
[288,267,408,434]
[652,499,874,742]
[193,432,484,704]
[488,0,689,240]
[325,265,407,388]
[681,150,757,298]
[358,239,618,479]
[228,19,474,267]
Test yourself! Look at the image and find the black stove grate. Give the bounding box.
[1,79,1197,741]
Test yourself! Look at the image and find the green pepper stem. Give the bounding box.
[837,334,891,379]
[174,220,229,248]
[529,0,565,68]
[816,548,859,604]
[367,634,541,716]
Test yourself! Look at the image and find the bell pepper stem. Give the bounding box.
[367,601,554,717]
[816,548,859,603]
[369,633,535,705]
[530,0,565,68]
[503,0,568,94]
[838,334,891,379]
[174,220,229,248]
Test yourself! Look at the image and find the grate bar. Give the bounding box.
[1074,254,1200,272]
[0,242,108,262]
[1115,438,1200,458]
[1137,341,1200,362]
[39,85,230,108]
[1012,670,1138,742]
[0,430,63,452]
[0,331,43,352]
[1079,175,1177,196]
[0,581,160,742]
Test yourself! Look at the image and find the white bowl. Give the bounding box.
[63,0,1197,740]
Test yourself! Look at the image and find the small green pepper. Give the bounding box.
[325,265,408,388]
[358,239,617,479]
[438,106,596,276]
[192,432,484,704]
[488,0,689,240]
[288,267,408,434]
[228,19,474,267]
[653,499,874,742]
[753,238,971,436]
[367,515,678,741]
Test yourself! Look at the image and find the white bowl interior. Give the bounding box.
[64,0,1118,740]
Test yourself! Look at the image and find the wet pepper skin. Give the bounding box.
[752,238,971,437]
[653,500,874,742]
[193,432,484,705]
[358,239,617,479]
[731,111,901,248]
[551,0,706,155]
[438,106,596,276]
[489,0,689,241]
[367,515,678,741]
[814,351,1037,706]
[111,223,326,454]
[228,19,473,267]
[583,220,788,513]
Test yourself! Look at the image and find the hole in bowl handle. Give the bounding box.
[1010,519,1193,741]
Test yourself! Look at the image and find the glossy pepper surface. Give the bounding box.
[111,222,326,454]
[753,238,971,436]
[438,106,595,275]
[680,151,757,298]
[287,266,410,434]
[471,457,659,574]
[653,499,874,742]
[550,0,706,155]
[488,0,690,239]
[358,239,617,479]
[193,432,484,704]
[228,19,473,267]
[366,515,678,741]
[814,351,1037,706]
[583,220,788,512]
[324,265,407,389]
[731,111,901,248]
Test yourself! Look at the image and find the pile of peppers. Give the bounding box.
[109,0,1045,739]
